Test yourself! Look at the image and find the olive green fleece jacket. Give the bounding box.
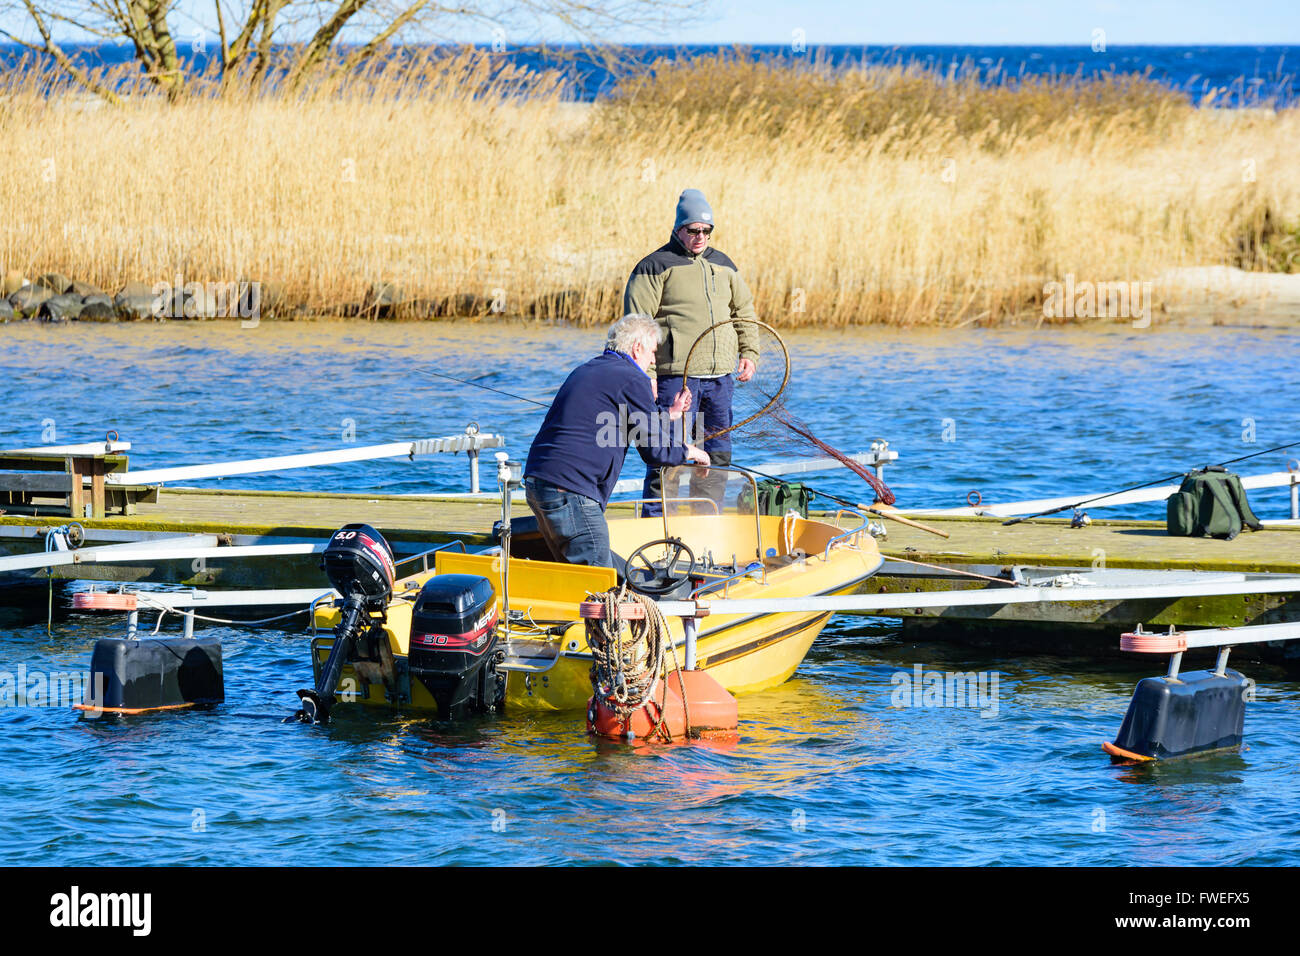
[623,234,760,378]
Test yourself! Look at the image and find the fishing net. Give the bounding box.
[678,319,895,506]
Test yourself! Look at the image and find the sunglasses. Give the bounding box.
[682,226,713,237]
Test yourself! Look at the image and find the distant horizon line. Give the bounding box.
[4,40,1300,49]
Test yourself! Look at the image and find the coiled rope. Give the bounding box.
[586,584,692,742]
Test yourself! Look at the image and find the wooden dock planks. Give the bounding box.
[46,487,531,540]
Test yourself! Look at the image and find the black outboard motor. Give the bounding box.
[408,574,504,718]
[294,523,395,724]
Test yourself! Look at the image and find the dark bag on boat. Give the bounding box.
[738,479,813,518]
[1166,466,1263,541]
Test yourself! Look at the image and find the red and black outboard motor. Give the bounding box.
[409,574,504,718]
[294,523,395,724]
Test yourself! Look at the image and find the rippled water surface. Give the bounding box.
[3,321,1299,865]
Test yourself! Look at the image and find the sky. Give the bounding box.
[655,1,1300,46]
[9,0,1300,47]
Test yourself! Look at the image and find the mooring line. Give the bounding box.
[885,555,1021,587]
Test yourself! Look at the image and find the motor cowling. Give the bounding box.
[408,574,503,718]
[293,523,397,724]
[322,523,395,606]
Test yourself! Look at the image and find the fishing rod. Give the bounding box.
[1001,438,1300,526]
[413,367,550,408]
[728,463,949,539]
[415,366,926,532]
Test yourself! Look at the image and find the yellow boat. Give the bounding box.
[303,468,883,719]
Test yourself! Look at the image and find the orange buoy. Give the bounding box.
[588,669,738,742]
[72,591,138,612]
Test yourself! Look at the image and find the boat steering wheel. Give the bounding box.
[624,537,697,598]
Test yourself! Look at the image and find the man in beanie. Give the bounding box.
[624,189,760,516]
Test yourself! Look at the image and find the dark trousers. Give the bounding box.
[524,476,611,568]
[641,374,734,517]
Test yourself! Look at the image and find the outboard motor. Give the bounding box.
[294,523,395,724]
[408,574,504,718]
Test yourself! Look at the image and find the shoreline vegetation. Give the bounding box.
[2,49,1298,327]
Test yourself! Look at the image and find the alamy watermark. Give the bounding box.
[1043,274,1154,327]
[49,886,151,936]
[890,664,1000,718]
[150,274,261,323]
[595,405,705,449]
[1,665,105,715]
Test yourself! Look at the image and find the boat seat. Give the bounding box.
[496,516,631,581]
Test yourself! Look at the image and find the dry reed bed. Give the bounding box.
[1,52,1296,325]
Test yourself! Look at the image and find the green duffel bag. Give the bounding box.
[737,479,814,517]
[1166,466,1263,541]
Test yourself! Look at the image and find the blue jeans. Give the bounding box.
[524,476,611,568]
[641,374,734,517]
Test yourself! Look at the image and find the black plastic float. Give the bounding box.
[76,636,224,715]
[1105,624,1264,763]
[1105,668,1249,762]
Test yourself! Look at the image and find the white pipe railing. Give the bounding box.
[655,573,1300,617]
[902,469,1300,519]
[116,588,338,610]
[1159,621,1300,649]
[104,432,504,486]
[0,536,321,573]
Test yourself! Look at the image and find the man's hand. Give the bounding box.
[685,445,711,467]
[668,386,692,420]
[737,358,756,382]
[650,376,658,400]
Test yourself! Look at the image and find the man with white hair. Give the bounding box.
[524,313,710,568]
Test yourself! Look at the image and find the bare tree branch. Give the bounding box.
[225,0,268,73]
[214,0,229,70]
[335,0,427,75]
[17,0,125,103]
[284,0,368,87]
[9,0,712,99]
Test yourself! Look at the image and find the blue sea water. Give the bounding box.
[1,320,1299,866]
[3,42,1297,106]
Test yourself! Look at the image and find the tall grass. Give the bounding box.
[1,49,1296,325]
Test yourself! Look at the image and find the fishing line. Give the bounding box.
[1215,439,1300,470]
[413,367,550,408]
[417,358,895,503]
[729,462,864,511]
[729,462,948,538]
[679,319,895,504]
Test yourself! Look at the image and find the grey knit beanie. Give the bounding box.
[673,189,714,231]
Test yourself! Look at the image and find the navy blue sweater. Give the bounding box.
[525,350,688,507]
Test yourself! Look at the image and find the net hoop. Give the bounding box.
[680,318,790,445]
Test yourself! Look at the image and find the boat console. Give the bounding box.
[623,537,697,599]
